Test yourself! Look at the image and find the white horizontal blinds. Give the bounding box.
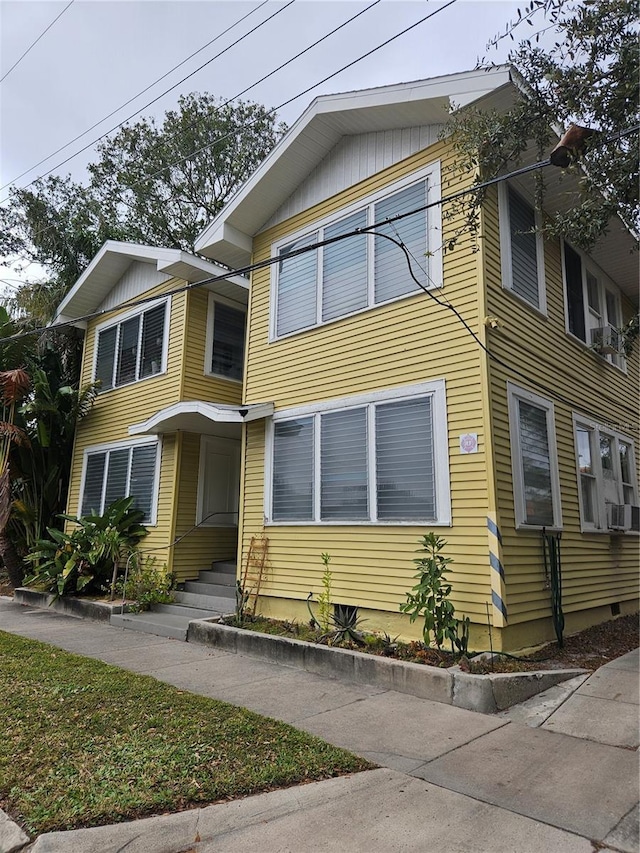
[576,427,597,524]
[104,448,129,508]
[130,444,157,521]
[140,304,166,379]
[374,181,428,302]
[211,303,246,381]
[116,315,140,386]
[272,417,314,520]
[81,453,106,515]
[518,400,553,525]
[619,442,635,504]
[376,398,434,520]
[320,408,368,520]
[563,243,586,341]
[277,234,318,336]
[322,211,368,321]
[508,187,539,307]
[95,326,117,390]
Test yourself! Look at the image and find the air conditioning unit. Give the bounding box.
[606,504,640,532]
[591,325,622,355]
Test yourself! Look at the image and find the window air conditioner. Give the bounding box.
[590,325,622,355]
[606,503,640,532]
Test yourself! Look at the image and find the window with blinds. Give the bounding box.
[499,185,545,311]
[209,301,246,381]
[270,385,445,523]
[80,440,159,523]
[508,383,561,529]
[273,173,437,338]
[94,300,167,390]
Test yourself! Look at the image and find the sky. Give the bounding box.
[0,0,533,285]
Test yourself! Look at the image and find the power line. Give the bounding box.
[0,0,74,84]
[0,0,296,200]
[0,0,272,191]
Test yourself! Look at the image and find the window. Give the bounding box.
[94,299,168,391]
[508,384,561,529]
[563,242,624,368]
[499,184,545,312]
[573,417,637,530]
[271,165,442,338]
[196,436,240,526]
[205,296,246,382]
[266,381,450,524]
[80,439,160,524]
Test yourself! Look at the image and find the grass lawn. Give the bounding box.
[0,631,371,836]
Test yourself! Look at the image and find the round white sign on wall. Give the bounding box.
[459,433,478,454]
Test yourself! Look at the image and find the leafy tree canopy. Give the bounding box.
[446,0,639,251]
[0,94,286,322]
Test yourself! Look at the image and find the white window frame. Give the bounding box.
[92,297,170,391]
[269,162,442,341]
[507,382,562,530]
[572,414,638,533]
[264,379,451,525]
[498,183,547,315]
[204,293,247,383]
[78,436,161,525]
[196,435,241,527]
[561,241,626,372]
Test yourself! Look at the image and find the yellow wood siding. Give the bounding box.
[241,139,493,633]
[481,188,639,646]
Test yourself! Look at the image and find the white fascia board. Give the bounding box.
[156,251,249,287]
[129,400,274,435]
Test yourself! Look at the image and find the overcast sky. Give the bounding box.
[0,0,531,283]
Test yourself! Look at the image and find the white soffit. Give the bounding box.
[129,401,275,436]
[194,67,512,266]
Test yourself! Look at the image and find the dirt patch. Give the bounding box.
[0,567,13,597]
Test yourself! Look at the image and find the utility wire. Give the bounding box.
[0,0,272,191]
[0,0,74,84]
[0,0,296,201]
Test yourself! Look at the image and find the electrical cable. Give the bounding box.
[0,0,272,191]
[0,0,74,84]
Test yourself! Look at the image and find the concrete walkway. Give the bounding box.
[1,597,638,853]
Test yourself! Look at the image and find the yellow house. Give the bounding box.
[191,67,639,651]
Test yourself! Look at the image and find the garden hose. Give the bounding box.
[542,529,565,647]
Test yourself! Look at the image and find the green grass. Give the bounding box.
[0,631,371,836]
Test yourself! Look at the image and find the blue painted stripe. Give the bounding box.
[489,551,505,579]
[492,589,508,619]
[486,516,502,545]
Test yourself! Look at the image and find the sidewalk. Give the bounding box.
[1,597,638,853]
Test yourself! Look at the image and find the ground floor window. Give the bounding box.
[573,416,637,530]
[80,438,160,523]
[507,383,562,529]
[266,380,450,524]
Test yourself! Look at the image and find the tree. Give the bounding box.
[445,0,639,251]
[0,94,286,323]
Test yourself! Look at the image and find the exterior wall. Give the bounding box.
[481,187,640,649]
[240,137,494,639]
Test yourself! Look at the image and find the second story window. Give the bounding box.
[94,299,168,391]
[206,297,246,382]
[499,184,546,312]
[271,165,442,339]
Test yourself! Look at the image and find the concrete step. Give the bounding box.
[197,570,237,585]
[152,603,220,620]
[184,581,235,597]
[173,590,235,613]
[110,612,190,641]
[211,560,236,573]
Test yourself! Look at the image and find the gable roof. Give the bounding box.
[194,67,514,268]
[53,241,249,328]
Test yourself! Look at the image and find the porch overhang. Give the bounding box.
[128,401,274,436]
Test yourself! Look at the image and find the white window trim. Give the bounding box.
[507,382,562,531]
[264,379,451,526]
[560,241,626,373]
[78,436,161,526]
[572,413,638,533]
[498,183,547,316]
[269,161,442,342]
[92,296,170,391]
[203,292,246,383]
[196,434,240,527]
